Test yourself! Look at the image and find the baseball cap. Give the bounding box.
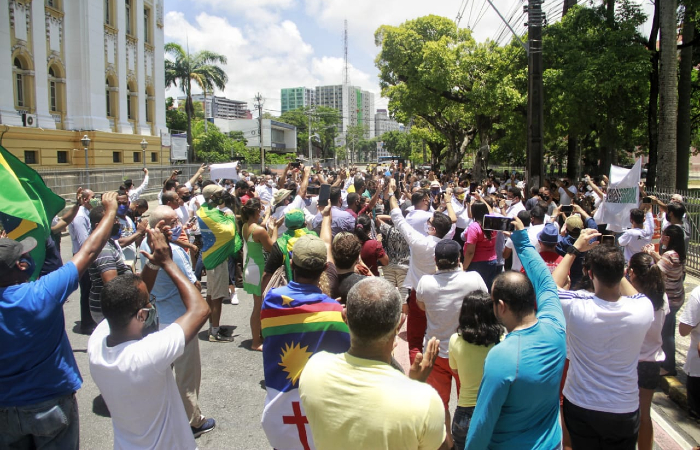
[435,239,461,263]
[0,237,37,271]
[284,209,306,230]
[565,215,584,231]
[202,184,224,200]
[538,223,560,244]
[292,235,327,271]
[274,189,293,205]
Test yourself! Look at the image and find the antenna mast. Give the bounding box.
[343,19,349,86]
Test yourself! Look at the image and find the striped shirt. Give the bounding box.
[88,240,130,322]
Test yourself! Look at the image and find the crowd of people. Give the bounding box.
[1,160,700,450]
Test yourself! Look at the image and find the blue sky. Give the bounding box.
[163,0,655,115]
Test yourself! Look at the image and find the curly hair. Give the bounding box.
[332,232,362,270]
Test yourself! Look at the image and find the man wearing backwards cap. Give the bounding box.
[415,239,488,447]
[260,234,350,450]
[271,166,311,235]
[0,192,119,448]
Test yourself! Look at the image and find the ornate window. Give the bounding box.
[127,81,137,121]
[144,7,150,43]
[47,65,65,114]
[14,58,25,107]
[106,75,118,119]
[125,0,132,35]
[104,0,111,25]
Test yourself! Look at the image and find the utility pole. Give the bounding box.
[255,93,265,172]
[308,107,314,162]
[525,0,544,191]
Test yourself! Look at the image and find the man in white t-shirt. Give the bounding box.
[557,230,654,449]
[555,179,578,206]
[88,228,211,449]
[679,286,700,418]
[504,187,526,219]
[617,204,654,262]
[503,210,539,272]
[271,166,310,235]
[416,239,487,447]
[256,174,277,211]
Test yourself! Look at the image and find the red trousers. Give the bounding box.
[407,289,427,365]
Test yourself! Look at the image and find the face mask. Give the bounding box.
[431,189,440,196]
[117,204,129,217]
[141,306,159,337]
[181,194,192,202]
[267,180,275,187]
[110,223,122,239]
[505,199,513,207]
[170,225,182,242]
[19,256,36,276]
[89,198,101,209]
[541,194,549,201]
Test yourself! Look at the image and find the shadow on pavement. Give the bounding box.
[259,380,266,390]
[92,395,111,418]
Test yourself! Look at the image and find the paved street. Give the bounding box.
[57,230,700,449]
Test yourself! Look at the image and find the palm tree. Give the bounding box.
[657,0,677,188]
[164,43,228,162]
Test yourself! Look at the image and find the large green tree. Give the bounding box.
[164,43,228,161]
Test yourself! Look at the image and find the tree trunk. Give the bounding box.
[646,2,660,189]
[657,0,678,189]
[677,7,694,189]
[563,0,578,181]
[563,0,577,15]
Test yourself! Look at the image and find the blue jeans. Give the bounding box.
[661,305,681,373]
[467,260,499,292]
[452,405,475,450]
[0,392,79,450]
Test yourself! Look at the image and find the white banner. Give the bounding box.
[595,159,641,232]
[210,161,239,181]
[160,130,171,147]
[170,135,188,161]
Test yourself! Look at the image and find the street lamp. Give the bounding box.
[80,134,91,189]
[140,138,148,168]
[308,133,320,162]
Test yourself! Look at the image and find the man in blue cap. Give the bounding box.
[537,223,563,274]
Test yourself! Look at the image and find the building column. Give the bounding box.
[64,0,110,132]
[31,0,56,130]
[0,0,22,126]
[116,0,131,134]
[135,0,148,135]
[153,0,166,135]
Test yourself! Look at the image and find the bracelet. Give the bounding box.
[145,262,160,271]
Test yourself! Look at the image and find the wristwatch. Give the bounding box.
[145,261,161,271]
[566,246,581,257]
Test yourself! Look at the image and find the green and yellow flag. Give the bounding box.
[0,145,65,279]
[196,203,242,270]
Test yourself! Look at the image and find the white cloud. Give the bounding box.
[164,10,385,114]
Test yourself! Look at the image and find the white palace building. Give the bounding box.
[0,0,167,167]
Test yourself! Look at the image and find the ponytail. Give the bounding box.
[354,215,371,243]
[628,253,666,311]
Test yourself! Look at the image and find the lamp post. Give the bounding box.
[140,138,148,168]
[80,134,91,189]
[308,133,319,163]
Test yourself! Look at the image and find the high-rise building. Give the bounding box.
[314,85,375,140]
[180,94,249,120]
[0,0,167,167]
[280,87,315,113]
[375,109,401,137]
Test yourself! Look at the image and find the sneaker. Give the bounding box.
[208,331,233,342]
[191,418,216,438]
[230,291,239,305]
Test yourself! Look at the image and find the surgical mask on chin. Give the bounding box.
[170,225,182,242]
[116,204,129,217]
[110,223,122,239]
[142,307,159,337]
[505,199,513,207]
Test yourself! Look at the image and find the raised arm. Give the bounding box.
[187,164,207,190]
[52,188,83,234]
[443,189,457,223]
[298,166,311,199]
[552,228,600,289]
[131,168,149,197]
[511,216,562,325]
[140,228,210,344]
[278,163,291,189]
[319,204,334,263]
[71,192,119,277]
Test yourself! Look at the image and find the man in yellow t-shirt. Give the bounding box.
[299,277,447,450]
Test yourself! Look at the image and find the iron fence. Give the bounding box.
[645,188,700,277]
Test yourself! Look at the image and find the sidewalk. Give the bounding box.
[659,273,699,415]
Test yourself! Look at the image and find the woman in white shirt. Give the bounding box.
[624,253,668,450]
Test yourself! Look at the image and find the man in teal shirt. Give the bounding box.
[466,216,566,449]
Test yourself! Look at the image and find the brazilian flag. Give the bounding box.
[0,145,65,279]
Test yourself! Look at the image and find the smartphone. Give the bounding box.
[483,215,514,232]
[176,170,183,175]
[600,235,615,246]
[597,224,608,234]
[642,197,652,204]
[561,205,574,214]
[318,184,331,207]
[290,162,301,168]
[469,182,478,193]
[307,185,320,195]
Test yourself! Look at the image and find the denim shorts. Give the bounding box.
[452,405,475,450]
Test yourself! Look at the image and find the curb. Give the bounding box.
[660,375,688,411]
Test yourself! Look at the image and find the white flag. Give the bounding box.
[595,159,641,232]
